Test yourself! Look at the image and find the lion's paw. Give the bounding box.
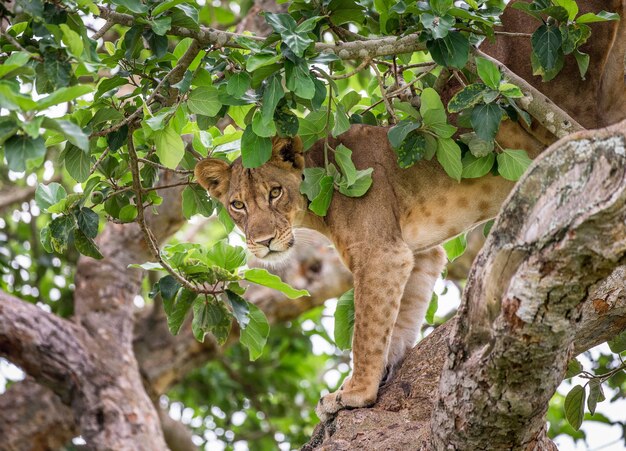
[315,385,378,422]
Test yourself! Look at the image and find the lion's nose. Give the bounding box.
[256,236,274,247]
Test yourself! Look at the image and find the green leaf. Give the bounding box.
[225,289,250,329]
[241,126,272,168]
[205,241,246,272]
[191,299,210,342]
[59,24,84,58]
[475,57,501,90]
[119,204,138,222]
[76,207,99,239]
[110,0,148,14]
[338,169,373,197]
[334,144,357,185]
[41,118,89,152]
[425,293,438,325]
[430,0,453,15]
[298,111,328,150]
[436,138,462,181]
[49,215,76,253]
[587,379,605,415]
[35,182,67,210]
[395,131,427,168]
[498,83,523,98]
[608,328,626,353]
[155,124,185,169]
[497,149,532,181]
[448,83,489,113]
[332,104,351,138]
[576,11,620,24]
[4,135,46,172]
[553,0,578,21]
[42,55,71,91]
[339,91,362,112]
[300,167,326,201]
[531,24,563,72]
[227,72,251,98]
[564,385,586,431]
[285,59,315,100]
[443,233,467,261]
[261,74,284,124]
[471,103,503,142]
[244,268,309,299]
[334,288,355,350]
[283,29,313,58]
[388,120,421,149]
[167,289,197,335]
[252,111,276,138]
[154,275,181,309]
[565,358,583,379]
[191,297,231,343]
[459,132,494,157]
[421,13,454,39]
[274,108,300,137]
[246,53,282,72]
[308,175,334,216]
[73,229,103,259]
[427,32,469,69]
[239,303,270,360]
[187,86,221,117]
[150,16,172,35]
[462,153,495,179]
[182,184,214,219]
[573,50,590,79]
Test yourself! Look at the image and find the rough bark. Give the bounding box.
[306,120,626,450]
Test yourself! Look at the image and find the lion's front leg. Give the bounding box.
[316,243,414,421]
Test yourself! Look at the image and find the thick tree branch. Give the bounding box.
[433,120,626,449]
[0,291,94,402]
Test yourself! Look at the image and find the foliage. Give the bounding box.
[0,0,623,447]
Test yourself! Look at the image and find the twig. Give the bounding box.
[370,62,397,124]
[92,19,114,40]
[1,32,42,61]
[137,157,194,175]
[89,148,110,176]
[126,124,215,294]
[98,6,425,60]
[494,31,532,38]
[103,180,194,201]
[90,39,203,139]
[329,58,371,80]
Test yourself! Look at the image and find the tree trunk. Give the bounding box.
[305,120,626,450]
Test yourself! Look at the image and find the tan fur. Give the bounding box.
[195,1,625,422]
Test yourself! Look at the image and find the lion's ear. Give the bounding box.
[194,158,231,201]
[270,136,304,170]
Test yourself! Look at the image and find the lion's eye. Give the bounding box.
[231,200,245,210]
[269,187,282,200]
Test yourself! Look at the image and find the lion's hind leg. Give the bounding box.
[384,246,447,381]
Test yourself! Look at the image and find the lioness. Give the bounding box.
[195,127,525,420]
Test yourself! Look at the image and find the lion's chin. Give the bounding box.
[251,247,294,268]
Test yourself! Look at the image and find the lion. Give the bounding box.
[194,0,626,422]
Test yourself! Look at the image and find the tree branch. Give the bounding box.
[472,49,584,137]
[0,291,93,403]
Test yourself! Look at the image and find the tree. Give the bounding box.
[0,0,625,449]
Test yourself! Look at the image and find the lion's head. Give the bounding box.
[194,136,306,262]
